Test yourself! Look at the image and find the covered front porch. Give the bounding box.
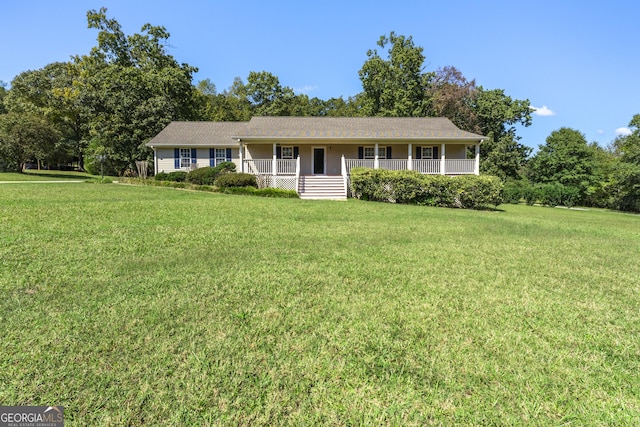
[239,142,481,178]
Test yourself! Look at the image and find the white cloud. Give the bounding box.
[615,127,632,136]
[294,85,318,94]
[597,129,604,135]
[531,105,556,116]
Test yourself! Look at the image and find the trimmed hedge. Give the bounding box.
[349,168,503,209]
[154,172,168,181]
[214,173,258,188]
[503,179,581,208]
[220,187,299,198]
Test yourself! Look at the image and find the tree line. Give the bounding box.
[0,9,637,211]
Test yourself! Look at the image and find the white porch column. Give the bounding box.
[152,146,158,175]
[295,155,301,193]
[407,143,413,170]
[440,143,446,175]
[475,143,480,175]
[374,143,379,169]
[238,140,244,173]
[272,143,277,188]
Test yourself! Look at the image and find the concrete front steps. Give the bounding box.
[298,175,347,200]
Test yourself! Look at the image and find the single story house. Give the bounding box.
[146,116,485,199]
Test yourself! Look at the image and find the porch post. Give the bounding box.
[238,140,244,173]
[440,143,446,175]
[341,154,348,198]
[374,143,379,169]
[272,143,277,188]
[295,155,301,193]
[407,143,413,170]
[475,143,480,175]
[152,147,158,175]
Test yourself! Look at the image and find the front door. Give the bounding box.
[313,147,325,175]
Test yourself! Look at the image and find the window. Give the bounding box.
[214,148,227,166]
[363,146,375,159]
[421,147,434,159]
[363,146,386,159]
[281,146,294,159]
[180,148,191,168]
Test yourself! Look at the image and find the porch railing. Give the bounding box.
[378,159,408,171]
[246,157,477,177]
[344,158,476,175]
[244,159,272,175]
[243,159,297,175]
[445,159,476,174]
[276,159,297,175]
[413,159,441,174]
[344,159,374,174]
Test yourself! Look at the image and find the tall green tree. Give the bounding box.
[358,32,432,117]
[0,81,7,114]
[528,127,600,201]
[472,88,532,179]
[77,8,200,174]
[427,66,478,132]
[0,112,60,171]
[609,114,640,211]
[426,66,532,179]
[5,62,90,169]
[244,71,297,116]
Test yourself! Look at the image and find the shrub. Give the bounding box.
[214,172,257,188]
[455,175,504,209]
[538,183,564,207]
[349,168,503,209]
[186,167,218,185]
[213,161,236,175]
[154,172,168,181]
[186,162,236,185]
[221,187,299,198]
[503,179,527,204]
[85,177,113,184]
[166,171,187,182]
[523,184,539,206]
[561,186,580,208]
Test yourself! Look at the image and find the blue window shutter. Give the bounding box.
[226,148,232,162]
[387,146,392,159]
[358,146,364,159]
[276,146,282,159]
[293,146,299,158]
[415,146,421,159]
[209,148,214,167]
[174,148,180,168]
[433,147,439,159]
[191,148,197,164]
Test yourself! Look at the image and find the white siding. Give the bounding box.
[153,147,240,173]
[156,148,177,173]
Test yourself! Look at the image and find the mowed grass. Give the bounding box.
[0,183,638,425]
[0,170,96,181]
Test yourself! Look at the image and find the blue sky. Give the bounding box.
[1,0,638,150]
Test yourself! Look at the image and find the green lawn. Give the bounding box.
[0,170,97,181]
[0,183,638,425]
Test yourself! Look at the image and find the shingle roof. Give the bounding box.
[235,116,485,140]
[146,121,249,147]
[147,117,485,147]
